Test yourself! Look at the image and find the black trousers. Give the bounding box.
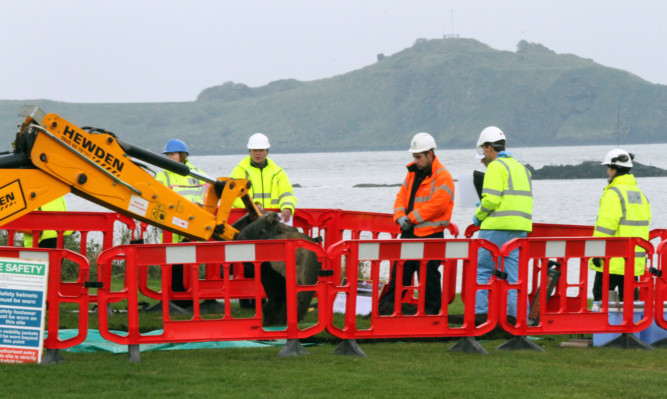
[592,271,638,301]
[379,230,443,314]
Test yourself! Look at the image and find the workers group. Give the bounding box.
[379,128,650,318]
[27,128,651,317]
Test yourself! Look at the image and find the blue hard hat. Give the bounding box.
[163,139,189,154]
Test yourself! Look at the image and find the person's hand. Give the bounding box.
[397,216,412,231]
[281,208,292,223]
[472,215,482,227]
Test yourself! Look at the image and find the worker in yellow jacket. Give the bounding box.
[156,139,209,310]
[23,197,73,248]
[231,133,297,308]
[473,126,533,318]
[231,133,296,224]
[589,149,651,301]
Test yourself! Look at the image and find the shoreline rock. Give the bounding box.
[525,161,667,180]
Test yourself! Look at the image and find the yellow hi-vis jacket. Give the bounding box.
[230,156,296,213]
[475,155,533,232]
[156,160,208,206]
[23,197,73,247]
[589,174,651,276]
[156,160,208,243]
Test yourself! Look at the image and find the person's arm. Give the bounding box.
[230,164,250,209]
[475,162,505,222]
[275,168,296,222]
[592,190,622,237]
[393,174,410,222]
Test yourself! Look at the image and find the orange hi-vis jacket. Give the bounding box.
[393,155,455,237]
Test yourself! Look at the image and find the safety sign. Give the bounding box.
[0,257,49,364]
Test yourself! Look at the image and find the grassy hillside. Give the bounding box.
[2,38,666,155]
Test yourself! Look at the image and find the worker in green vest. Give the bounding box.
[156,139,209,310]
[590,149,651,301]
[473,126,533,318]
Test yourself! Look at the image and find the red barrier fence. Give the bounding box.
[464,222,594,239]
[324,238,500,339]
[2,211,140,253]
[655,240,667,332]
[0,247,89,350]
[496,236,655,336]
[95,239,328,346]
[3,209,667,360]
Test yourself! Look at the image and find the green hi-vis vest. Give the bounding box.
[230,156,296,213]
[156,160,208,206]
[590,174,651,276]
[156,160,208,243]
[476,156,533,232]
[23,196,73,247]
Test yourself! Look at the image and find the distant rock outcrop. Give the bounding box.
[525,161,667,180]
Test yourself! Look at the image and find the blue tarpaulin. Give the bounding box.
[50,330,287,353]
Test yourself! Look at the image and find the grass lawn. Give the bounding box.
[2,280,665,398]
[1,338,665,399]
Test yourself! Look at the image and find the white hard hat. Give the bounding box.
[602,149,633,168]
[247,133,270,149]
[408,132,437,153]
[476,126,506,148]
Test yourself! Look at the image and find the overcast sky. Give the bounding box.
[1,0,665,103]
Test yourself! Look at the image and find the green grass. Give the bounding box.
[7,278,666,398]
[1,339,665,398]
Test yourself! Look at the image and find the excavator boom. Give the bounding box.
[0,106,259,241]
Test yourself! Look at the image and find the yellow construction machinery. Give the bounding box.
[0,106,259,240]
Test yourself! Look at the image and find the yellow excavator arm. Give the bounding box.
[0,106,260,241]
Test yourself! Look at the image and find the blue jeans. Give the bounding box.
[475,229,527,317]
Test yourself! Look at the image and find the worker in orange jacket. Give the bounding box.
[379,132,455,315]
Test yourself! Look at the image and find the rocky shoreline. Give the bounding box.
[525,161,667,180]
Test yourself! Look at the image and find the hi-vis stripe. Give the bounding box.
[489,159,533,197]
[164,244,256,264]
[608,187,650,227]
[358,241,469,260]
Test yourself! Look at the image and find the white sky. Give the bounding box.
[1,0,665,103]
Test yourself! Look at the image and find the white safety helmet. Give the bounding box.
[247,133,270,150]
[408,132,437,153]
[476,126,506,148]
[602,149,633,168]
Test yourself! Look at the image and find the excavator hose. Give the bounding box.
[0,153,30,168]
[116,138,190,176]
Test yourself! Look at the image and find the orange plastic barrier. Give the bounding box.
[495,236,655,336]
[95,239,328,345]
[324,238,500,339]
[0,247,90,350]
